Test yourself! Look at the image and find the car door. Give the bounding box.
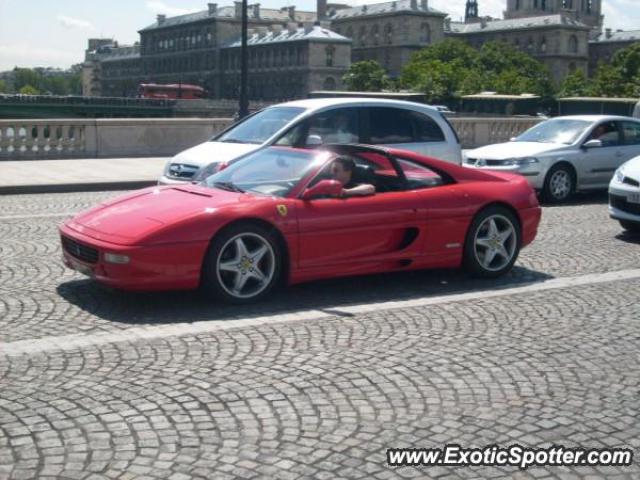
[362,107,453,161]
[618,120,640,167]
[579,121,624,187]
[294,153,422,271]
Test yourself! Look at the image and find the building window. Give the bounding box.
[540,37,547,52]
[515,0,520,9]
[346,26,353,39]
[420,23,431,43]
[372,25,380,45]
[541,0,546,9]
[360,26,367,47]
[384,23,393,45]
[325,45,335,66]
[323,77,336,90]
[527,37,534,50]
[568,35,578,53]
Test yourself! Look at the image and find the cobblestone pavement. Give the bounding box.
[1,191,639,479]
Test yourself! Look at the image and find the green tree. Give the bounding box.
[342,60,390,92]
[19,84,39,95]
[13,68,41,92]
[0,79,8,93]
[558,69,590,97]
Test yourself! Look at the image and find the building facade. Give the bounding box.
[448,14,590,83]
[327,0,447,77]
[589,29,640,75]
[220,24,351,100]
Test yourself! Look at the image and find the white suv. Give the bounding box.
[159,98,462,184]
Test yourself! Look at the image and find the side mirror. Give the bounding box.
[583,139,603,149]
[306,134,323,146]
[301,179,343,200]
[509,137,517,142]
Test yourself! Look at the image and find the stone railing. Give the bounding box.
[0,118,232,160]
[0,116,541,160]
[450,117,542,149]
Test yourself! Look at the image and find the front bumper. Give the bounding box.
[59,223,206,291]
[609,182,640,224]
[463,162,546,190]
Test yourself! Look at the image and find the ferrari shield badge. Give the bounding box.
[277,204,288,217]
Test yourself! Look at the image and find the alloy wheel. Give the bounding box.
[473,215,517,272]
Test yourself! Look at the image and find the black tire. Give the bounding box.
[542,164,575,203]
[620,220,640,234]
[201,223,283,304]
[463,205,521,278]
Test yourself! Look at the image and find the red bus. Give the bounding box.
[137,83,207,99]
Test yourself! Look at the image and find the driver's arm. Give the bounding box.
[340,184,375,197]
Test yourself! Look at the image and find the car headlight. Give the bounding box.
[498,157,539,166]
[614,166,625,183]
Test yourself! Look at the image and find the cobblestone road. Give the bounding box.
[1,191,639,479]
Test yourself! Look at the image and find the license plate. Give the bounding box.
[69,258,94,277]
[628,192,640,204]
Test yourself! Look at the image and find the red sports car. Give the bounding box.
[59,145,541,303]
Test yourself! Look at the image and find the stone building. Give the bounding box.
[504,0,603,39]
[220,24,351,100]
[589,28,640,75]
[447,14,590,83]
[83,42,142,97]
[327,0,447,77]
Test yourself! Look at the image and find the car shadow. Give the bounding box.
[539,190,608,207]
[56,265,554,326]
[615,231,640,244]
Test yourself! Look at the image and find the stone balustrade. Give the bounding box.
[0,116,541,160]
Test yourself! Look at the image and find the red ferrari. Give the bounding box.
[59,145,541,303]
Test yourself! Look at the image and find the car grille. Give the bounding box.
[610,194,640,215]
[623,176,640,187]
[464,157,504,166]
[61,236,99,264]
[167,163,199,180]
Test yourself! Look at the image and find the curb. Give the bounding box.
[0,181,157,195]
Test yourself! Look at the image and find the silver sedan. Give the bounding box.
[463,115,640,203]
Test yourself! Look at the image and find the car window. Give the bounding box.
[367,107,414,144]
[588,121,621,147]
[516,119,591,144]
[411,111,445,142]
[276,107,359,147]
[397,158,444,189]
[216,106,304,144]
[620,121,640,146]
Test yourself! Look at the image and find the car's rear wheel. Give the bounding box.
[619,220,640,234]
[463,206,521,278]
[202,223,282,304]
[542,164,575,203]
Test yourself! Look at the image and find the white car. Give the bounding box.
[159,98,462,184]
[463,115,640,203]
[609,156,640,233]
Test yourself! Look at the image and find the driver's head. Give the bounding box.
[331,157,355,185]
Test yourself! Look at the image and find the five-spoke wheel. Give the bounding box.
[203,224,282,303]
[464,206,521,278]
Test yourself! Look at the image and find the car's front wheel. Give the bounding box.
[463,206,521,278]
[542,164,575,203]
[202,223,282,304]
[619,220,640,234]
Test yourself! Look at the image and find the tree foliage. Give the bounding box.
[557,69,590,97]
[0,79,7,93]
[401,39,554,102]
[19,84,40,95]
[342,60,390,92]
[589,43,640,97]
[9,67,82,95]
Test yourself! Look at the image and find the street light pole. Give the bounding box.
[239,0,249,118]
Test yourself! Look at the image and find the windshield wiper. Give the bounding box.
[213,181,245,193]
[220,138,246,144]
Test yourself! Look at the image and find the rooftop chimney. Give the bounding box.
[257,26,268,37]
[272,24,283,35]
[317,0,327,20]
[304,21,314,33]
[234,1,242,18]
[420,0,428,9]
[157,14,166,25]
[410,0,417,10]
[480,17,487,28]
[208,3,217,15]
[252,3,261,18]
[287,21,298,34]
[605,28,612,39]
[288,6,296,20]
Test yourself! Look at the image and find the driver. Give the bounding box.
[330,157,375,198]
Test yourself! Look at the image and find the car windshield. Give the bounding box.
[515,119,591,145]
[203,147,330,197]
[215,106,305,145]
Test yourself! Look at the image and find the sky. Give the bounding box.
[0,0,638,71]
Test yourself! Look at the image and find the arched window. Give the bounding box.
[372,24,380,45]
[420,23,431,43]
[568,35,578,53]
[360,26,367,46]
[323,77,336,90]
[540,37,547,52]
[384,23,393,45]
[325,45,335,66]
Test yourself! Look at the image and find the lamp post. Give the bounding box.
[238,0,249,118]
